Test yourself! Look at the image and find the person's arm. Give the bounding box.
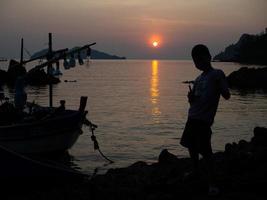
[187,83,197,104]
[187,87,194,104]
[218,70,230,100]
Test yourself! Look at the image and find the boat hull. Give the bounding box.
[0,144,85,179]
[0,110,85,154]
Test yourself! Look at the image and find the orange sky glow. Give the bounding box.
[0,0,267,59]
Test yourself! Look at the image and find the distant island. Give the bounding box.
[90,49,126,60]
[214,28,267,65]
[31,48,126,60]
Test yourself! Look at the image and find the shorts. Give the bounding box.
[180,118,212,155]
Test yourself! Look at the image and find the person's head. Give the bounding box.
[191,44,212,71]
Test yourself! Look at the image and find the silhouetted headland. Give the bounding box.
[214,28,267,65]
[214,29,267,90]
[4,126,267,199]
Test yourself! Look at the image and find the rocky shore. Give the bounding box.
[227,67,267,89]
[4,127,267,200]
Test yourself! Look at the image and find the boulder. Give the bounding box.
[227,67,267,89]
[252,127,267,147]
[158,149,179,164]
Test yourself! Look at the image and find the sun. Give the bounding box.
[152,41,159,47]
[149,34,162,48]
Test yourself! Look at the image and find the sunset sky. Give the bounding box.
[0,0,266,59]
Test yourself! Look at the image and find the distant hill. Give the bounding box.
[90,49,126,59]
[31,48,126,60]
[214,29,267,65]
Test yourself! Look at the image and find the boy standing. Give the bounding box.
[180,44,230,194]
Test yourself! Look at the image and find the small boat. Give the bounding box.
[0,144,85,179]
[0,98,88,154]
[0,33,96,155]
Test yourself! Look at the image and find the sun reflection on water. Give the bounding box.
[150,60,161,121]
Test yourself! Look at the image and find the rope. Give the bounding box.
[91,134,114,163]
[84,119,114,163]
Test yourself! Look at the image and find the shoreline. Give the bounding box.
[3,126,267,199]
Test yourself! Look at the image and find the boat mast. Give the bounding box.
[48,33,53,107]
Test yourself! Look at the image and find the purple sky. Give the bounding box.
[1,0,266,59]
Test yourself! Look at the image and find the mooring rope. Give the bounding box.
[84,119,114,164]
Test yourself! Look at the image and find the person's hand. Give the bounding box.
[187,85,195,104]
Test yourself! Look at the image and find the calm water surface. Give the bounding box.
[2,60,267,174]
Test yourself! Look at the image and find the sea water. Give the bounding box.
[2,60,267,174]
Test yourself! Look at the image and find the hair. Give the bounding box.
[191,44,211,59]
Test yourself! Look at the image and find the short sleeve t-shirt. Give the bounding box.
[188,68,229,125]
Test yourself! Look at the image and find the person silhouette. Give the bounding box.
[180,44,230,195]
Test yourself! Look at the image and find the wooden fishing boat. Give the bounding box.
[0,99,87,154]
[0,33,96,155]
[0,144,84,179]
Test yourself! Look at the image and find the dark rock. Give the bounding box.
[158,149,179,164]
[254,127,267,138]
[253,146,267,163]
[129,161,148,168]
[227,67,267,89]
[238,140,250,152]
[225,143,233,154]
[251,127,267,147]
